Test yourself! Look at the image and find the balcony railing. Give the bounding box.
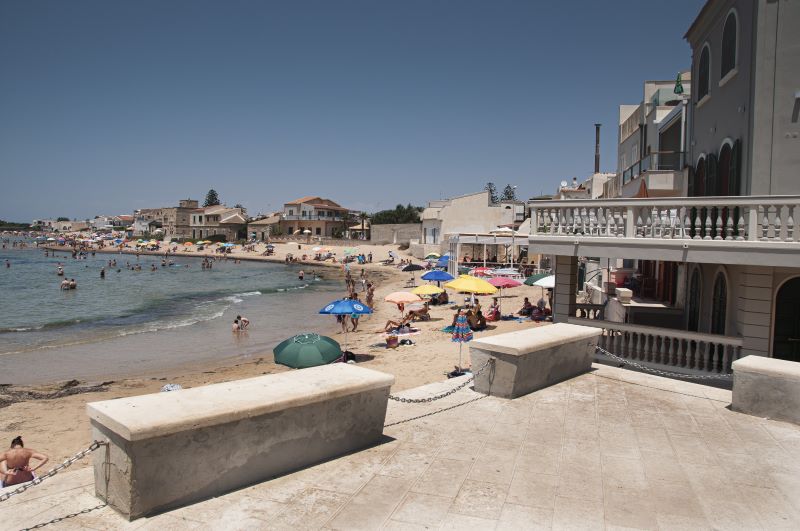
[569,317,742,376]
[282,215,345,221]
[622,151,685,184]
[530,195,800,243]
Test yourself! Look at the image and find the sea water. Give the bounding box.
[0,242,343,384]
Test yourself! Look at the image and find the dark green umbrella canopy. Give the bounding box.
[273,333,342,369]
[524,272,551,286]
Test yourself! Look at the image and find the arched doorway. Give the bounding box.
[711,272,727,334]
[687,267,701,332]
[774,277,800,362]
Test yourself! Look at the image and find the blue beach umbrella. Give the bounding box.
[319,299,373,352]
[421,270,454,282]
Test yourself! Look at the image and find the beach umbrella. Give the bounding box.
[402,263,425,285]
[532,275,555,289]
[425,252,440,259]
[384,291,422,304]
[319,299,373,352]
[421,270,454,282]
[312,246,322,252]
[488,277,522,312]
[47,237,56,241]
[452,310,474,374]
[183,242,193,246]
[273,333,343,369]
[471,267,494,277]
[524,272,550,286]
[412,284,444,296]
[444,275,498,295]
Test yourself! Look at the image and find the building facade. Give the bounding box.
[527,0,800,374]
[278,197,353,237]
[190,205,247,241]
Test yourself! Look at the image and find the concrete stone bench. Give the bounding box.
[87,364,394,520]
[470,323,601,399]
[732,355,800,425]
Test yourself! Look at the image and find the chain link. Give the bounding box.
[594,345,732,381]
[387,358,494,404]
[19,503,107,531]
[0,440,107,503]
[384,396,486,427]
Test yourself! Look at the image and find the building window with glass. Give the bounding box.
[721,11,737,79]
[697,44,711,100]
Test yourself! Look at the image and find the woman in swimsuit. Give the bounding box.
[0,436,48,488]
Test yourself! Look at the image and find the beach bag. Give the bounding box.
[386,335,399,349]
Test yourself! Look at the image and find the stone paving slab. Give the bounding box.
[3,363,800,530]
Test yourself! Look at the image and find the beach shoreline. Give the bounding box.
[1,240,548,473]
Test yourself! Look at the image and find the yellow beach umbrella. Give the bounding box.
[412,285,444,296]
[444,274,498,295]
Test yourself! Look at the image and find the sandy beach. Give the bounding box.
[1,240,548,471]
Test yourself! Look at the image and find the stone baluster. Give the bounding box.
[658,335,668,365]
[588,208,596,235]
[721,344,731,373]
[679,339,687,367]
[693,208,702,240]
[558,209,566,235]
[703,209,713,240]
[774,205,783,241]
[786,205,795,242]
[608,208,617,236]
[714,208,723,240]
[651,207,660,238]
[681,207,691,239]
[726,208,734,240]
[736,209,745,241]
[710,343,720,373]
[761,206,770,241]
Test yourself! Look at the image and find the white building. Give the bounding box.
[527,0,800,376]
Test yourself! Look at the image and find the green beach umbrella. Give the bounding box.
[273,333,342,369]
[673,72,684,95]
[524,272,551,286]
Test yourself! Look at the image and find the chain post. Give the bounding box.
[387,358,494,404]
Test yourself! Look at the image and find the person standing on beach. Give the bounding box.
[0,436,48,488]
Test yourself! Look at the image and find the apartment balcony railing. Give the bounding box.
[622,151,685,184]
[282,215,346,222]
[569,317,742,376]
[530,195,800,243]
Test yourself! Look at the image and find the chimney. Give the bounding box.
[594,123,601,174]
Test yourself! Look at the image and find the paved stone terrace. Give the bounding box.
[3,364,800,530]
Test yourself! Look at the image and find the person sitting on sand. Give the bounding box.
[0,436,48,488]
[467,308,486,331]
[408,302,430,321]
[486,297,501,321]
[434,291,449,305]
[382,314,413,333]
[518,297,533,316]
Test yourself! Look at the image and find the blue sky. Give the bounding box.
[0,0,704,222]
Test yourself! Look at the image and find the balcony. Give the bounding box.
[529,195,800,267]
[282,214,345,222]
[621,151,684,185]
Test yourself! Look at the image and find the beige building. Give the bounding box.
[279,196,353,237]
[190,205,247,241]
[414,191,525,257]
[133,199,199,239]
[247,214,282,241]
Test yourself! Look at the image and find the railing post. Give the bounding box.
[747,205,758,241]
[625,206,635,238]
[532,207,539,234]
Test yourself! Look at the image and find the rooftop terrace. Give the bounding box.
[4,364,800,530]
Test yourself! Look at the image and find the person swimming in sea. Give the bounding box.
[0,436,49,488]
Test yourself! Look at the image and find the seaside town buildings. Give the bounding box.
[278,196,356,238]
[189,205,247,241]
[521,0,800,373]
[133,199,199,240]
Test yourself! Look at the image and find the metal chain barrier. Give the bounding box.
[384,396,486,427]
[387,358,494,403]
[0,440,107,503]
[594,344,732,381]
[19,503,107,531]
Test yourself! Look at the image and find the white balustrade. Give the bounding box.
[529,196,800,243]
[568,317,743,375]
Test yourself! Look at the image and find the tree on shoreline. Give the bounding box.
[204,189,221,207]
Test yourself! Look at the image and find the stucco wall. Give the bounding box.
[370,223,422,244]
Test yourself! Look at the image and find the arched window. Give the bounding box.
[721,11,738,78]
[698,44,711,100]
[711,272,727,334]
[693,157,706,197]
[688,268,701,332]
[718,143,732,196]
